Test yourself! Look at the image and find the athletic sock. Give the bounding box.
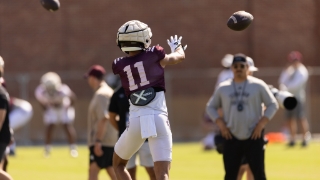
[70,144,77,150]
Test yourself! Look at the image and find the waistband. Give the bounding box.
[128,87,164,99]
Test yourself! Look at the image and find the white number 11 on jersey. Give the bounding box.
[123,61,150,91]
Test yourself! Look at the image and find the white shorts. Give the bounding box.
[9,100,33,131]
[115,113,172,162]
[43,107,75,125]
[126,141,154,169]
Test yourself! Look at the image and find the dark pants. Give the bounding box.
[223,134,266,180]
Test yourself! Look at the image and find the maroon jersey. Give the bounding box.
[112,45,166,97]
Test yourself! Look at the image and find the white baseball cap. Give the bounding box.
[246,56,258,71]
[221,54,234,68]
[0,56,4,67]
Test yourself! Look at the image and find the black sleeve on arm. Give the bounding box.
[0,95,7,109]
[108,93,119,114]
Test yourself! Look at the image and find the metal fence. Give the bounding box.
[6,66,320,144]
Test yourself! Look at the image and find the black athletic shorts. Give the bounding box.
[0,143,7,160]
[89,146,114,169]
[241,156,248,165]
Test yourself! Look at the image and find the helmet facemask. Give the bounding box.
[119,41,145,52]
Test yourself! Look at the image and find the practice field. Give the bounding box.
[7,142,320,180]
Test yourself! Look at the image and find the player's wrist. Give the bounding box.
[95,139,101,143]
[215,117,224,123]
[216,118,227,129]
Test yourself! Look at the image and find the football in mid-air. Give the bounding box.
[227,11,253,31]
[40,0,60,12]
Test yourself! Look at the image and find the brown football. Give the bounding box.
[227,11,253,31]
[40,0,60,12]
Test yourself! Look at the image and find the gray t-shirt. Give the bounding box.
[206,76,279,140]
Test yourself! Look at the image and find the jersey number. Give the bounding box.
[123,61,150,91]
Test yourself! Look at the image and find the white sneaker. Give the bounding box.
[70,149,78,158]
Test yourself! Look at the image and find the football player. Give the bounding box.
[35,72,78,157]
[112,20,186,180]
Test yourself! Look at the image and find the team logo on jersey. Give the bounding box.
[129,87,156,106]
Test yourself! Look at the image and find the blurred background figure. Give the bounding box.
[278,51,311,147]
[35,72,78,157]
[202,54,234,151]
[200,112,220,151]
[8,97,33,156]
[85,65,118,180]
[215,54,234,87]
[0,56,13,180]
[9,98,33,135]
[105,73,121,90]
[246,56,259,75]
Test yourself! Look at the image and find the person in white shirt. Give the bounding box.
[215,54,234,88]
[201,54,234,150]
[35,72,78,157]
[278,51,310,147]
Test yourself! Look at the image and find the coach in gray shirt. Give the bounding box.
[206,53,278,180]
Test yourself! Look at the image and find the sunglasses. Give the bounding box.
[232,64,246,69]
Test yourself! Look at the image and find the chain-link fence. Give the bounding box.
[6,66,320,144]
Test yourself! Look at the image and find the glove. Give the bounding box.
[167,35,187,53]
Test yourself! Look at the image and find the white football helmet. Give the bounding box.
[41,72,62,91]
[221,54,233,68]
[116,20,152,52]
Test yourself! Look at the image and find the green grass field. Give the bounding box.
[7,142,320,180]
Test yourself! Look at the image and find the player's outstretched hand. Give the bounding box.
[167,35,187,53]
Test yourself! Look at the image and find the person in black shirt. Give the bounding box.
[109,87,156,180]
[0,56,13,180]
[109,87,129,137]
